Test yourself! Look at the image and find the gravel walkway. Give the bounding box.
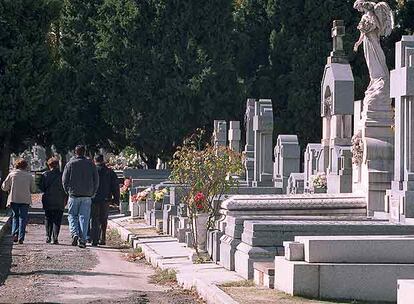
[0,205,204,304]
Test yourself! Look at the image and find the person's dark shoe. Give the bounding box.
[18,239,24,244]
[13,235,18,243]
[98,240,106,246]
[46,237,51,243]
[86,238,91,244]
[78,241,86,249]
[53,239,59,245]
[91,242,98,247]
[71,235,79,246]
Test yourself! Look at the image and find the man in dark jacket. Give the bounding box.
[90,154,120,246]
[62,145,99,248]
[39,158,67,244]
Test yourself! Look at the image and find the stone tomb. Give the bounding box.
[252,99,274,187]
[218,193,367,273]
[228,121,241,152]
[303,143,324,192]
[273,135,300,194]
[275,235,414,302]
[384,36,414,223]
[287,173,305,194]
[213,120,227,150]
[238,221,414,280]
[244,99,256,185]
[320,20,353,195]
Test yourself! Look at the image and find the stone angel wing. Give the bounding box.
[374,2,394,37]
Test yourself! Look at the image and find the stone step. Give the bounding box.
[241,220,414,246]
[253,262,275,288]
[290,235,414,263]
[274,256,414,302]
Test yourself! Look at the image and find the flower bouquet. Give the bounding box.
[310,173,327,193]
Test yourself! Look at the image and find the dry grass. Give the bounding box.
[220,280,255,288]
[149,268,177,285]
[123,247,145,262]
[222,287,377,304]
[106,228,131,249]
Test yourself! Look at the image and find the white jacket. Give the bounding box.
[1,169,36,206]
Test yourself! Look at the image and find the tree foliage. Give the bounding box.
[0,0,61,206]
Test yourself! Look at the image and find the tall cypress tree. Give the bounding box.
[0,0,61,207]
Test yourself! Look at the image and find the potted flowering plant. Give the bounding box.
[119,178,131,214]
[171,129,243,255]
[311,172,327,193]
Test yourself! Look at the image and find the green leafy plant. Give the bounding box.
[171,129,243,254]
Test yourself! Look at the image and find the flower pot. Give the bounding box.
[193,212,209,252]
[119,201,130,215]
[313,187,327,194]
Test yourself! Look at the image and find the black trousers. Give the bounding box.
[44,209,64,241]
[90,202,109,243]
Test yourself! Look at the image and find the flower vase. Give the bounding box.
[193,212,209,252]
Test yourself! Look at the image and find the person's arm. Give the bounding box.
[62,163,71,194]
[92,164,99,196]
[110,170,120,204]
[1,174,11,192]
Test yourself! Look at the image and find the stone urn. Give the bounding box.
[193,212,209,252]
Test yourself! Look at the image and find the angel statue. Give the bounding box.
[353,0,394,110]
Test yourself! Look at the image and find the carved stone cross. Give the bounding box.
[329,20,347,64]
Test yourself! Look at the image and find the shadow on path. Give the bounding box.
[0,227,12,286]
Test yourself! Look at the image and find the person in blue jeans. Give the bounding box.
[1,159,36,244]
[62,145,99,248]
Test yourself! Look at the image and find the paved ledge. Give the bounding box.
[108,214,242,304]
[0,213,11,240]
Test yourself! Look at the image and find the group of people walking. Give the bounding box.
[1,145,120,248]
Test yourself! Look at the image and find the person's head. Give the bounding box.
[47,157,60,170]
[94,154,105,165]
[14,159,28,170]
[75,145,86,157]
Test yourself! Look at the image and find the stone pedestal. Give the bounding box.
[252,99,274,187]
[385,36,414,222]
[273,135,300,193]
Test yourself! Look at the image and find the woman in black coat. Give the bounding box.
[39,157,67,244]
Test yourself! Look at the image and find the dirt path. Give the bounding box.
[0,207,203,304]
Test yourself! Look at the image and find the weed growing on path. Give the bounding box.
[149,268,177,285]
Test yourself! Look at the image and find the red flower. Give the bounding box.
[196,203,203,211]
[194,192,205,203]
